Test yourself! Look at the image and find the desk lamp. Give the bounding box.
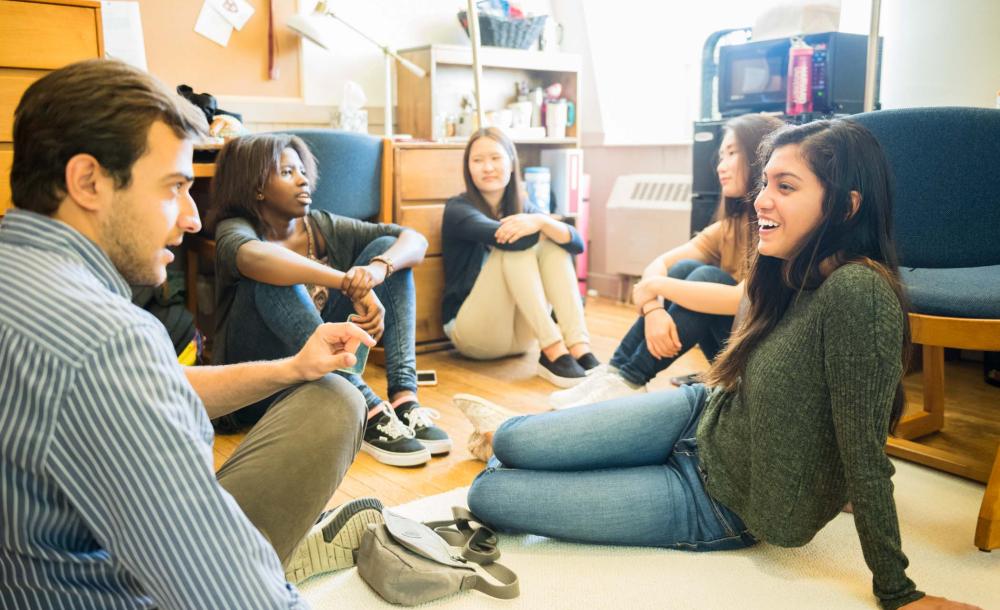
[288,1,427,137]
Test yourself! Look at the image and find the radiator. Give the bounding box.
[604,174,693,277]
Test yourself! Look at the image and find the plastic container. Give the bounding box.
[523,166,551,213]
[785,37,814,116]
[339,314,371,375]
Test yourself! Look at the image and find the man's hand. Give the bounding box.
[900,595,982,610]
[644,309,682,359]
[291,322,377,381]
[495,213,544,244]
[352,290,386,341]
[341,264,386,300]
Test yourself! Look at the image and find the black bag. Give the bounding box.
[176,84,243,124]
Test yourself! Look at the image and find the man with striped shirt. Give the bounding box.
[0,60,379,608]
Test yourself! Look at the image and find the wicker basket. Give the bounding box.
[458,11,547,50]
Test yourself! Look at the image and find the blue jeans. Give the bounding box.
[467,384,756,551]
[611,259,736,386]
[225,235,417,424]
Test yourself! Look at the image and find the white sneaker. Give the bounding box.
[549,371,647,410]
[585,363,609,377]
[453,393,517,433]
[284,497,384,585]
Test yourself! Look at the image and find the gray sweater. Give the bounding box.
[697,264,923,610]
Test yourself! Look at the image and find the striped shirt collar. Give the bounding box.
[0,208,131,299]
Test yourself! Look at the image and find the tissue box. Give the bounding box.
[332,109,368,134]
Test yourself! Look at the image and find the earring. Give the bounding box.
[256,192,264,200]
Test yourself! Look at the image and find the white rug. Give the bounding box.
[299,459,999,609]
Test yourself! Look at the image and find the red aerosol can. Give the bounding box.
[786,37,814,116]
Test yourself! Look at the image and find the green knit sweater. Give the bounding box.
[697,264,924,610]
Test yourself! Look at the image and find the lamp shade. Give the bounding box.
[287,13,330,50]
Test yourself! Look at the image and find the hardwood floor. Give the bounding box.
[211,297,999,512]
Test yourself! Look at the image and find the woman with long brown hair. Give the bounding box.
[549,113,784,409]
[454,120,977,610]
[441,127,598,387]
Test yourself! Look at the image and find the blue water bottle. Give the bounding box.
[523,166,551,212]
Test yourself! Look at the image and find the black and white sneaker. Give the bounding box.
[537,353,588,388]
[395,401,452,455]
[362,404,431,467]
[576,352,603,375]
[284,496,384,585]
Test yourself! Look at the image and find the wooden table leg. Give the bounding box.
[975,443,1000,551]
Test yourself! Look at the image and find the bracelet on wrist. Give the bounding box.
[643,306,666,317]
[370,255,395,277]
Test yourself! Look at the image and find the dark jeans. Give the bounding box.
[226,235,417,425]
[611,259,736,387]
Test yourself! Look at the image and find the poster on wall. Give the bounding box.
[100,1,148,71]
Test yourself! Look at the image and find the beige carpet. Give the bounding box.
[299,459,999,609]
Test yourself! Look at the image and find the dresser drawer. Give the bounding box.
[0,1,102,70]
[396,147,465,202]
[413,256,445,343]
[0,69,43,142]
[398,203,444,256]
[1,145,13,214]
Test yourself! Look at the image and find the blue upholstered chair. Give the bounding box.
[272,129,386,221]
[852,107,1000,551]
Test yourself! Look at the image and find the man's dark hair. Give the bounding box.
[10,59,207,215]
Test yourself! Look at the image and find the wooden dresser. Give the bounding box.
[0,0,104,215]
[384,142,465,348]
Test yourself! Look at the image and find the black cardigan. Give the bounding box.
[440,194,584,324]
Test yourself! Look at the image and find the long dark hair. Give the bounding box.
[705,119,911,432]
[461,127,524,219]
[208,133,317,237]
[712,114,786,275]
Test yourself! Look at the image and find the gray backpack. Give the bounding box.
[355,507,519,605]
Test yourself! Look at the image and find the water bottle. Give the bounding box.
[786,37,814,116]
[523,167,551,213]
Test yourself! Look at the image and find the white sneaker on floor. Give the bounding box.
[453,393,517,433]
[453,394,517,463]
[549,371,647,410]
[585,363,609,377]
[284,497,384,585]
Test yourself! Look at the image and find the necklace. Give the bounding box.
[302,216,329,311]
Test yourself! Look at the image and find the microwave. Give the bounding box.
[717,32,879,117]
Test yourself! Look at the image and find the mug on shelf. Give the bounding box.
[507,101,533,128]
[544,99,575,139]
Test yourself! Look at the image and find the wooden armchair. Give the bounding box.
[853,107,1000,550]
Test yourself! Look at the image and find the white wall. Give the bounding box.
[876,0,1000,109]
[298,0,552,107]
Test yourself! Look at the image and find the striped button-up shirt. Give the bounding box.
[0,210,307,609]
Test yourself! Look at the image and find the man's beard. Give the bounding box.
[101,194,163,286]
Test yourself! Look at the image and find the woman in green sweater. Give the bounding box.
[456,120,977,609]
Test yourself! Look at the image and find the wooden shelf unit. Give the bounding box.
[396,44,582,143]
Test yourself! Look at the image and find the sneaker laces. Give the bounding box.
[376,404,416,439]
[403,406,440,432]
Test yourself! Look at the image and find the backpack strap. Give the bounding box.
[424,507,519,600]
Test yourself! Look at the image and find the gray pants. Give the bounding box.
[215,374,366,564]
